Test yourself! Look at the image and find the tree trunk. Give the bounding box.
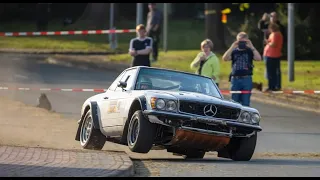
[205,3,226,52]
[71,3,111,29]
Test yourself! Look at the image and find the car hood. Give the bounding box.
[143,90,243,109]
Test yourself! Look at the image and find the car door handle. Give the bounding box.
[104,97,109,99]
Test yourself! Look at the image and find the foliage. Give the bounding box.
[275,3,313,59]
[230,3,314,59]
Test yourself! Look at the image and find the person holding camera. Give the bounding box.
[270,12,286,42]
[190,39,220,87]
[128,24,153,67]
[258,13,270,80]
[222,32,262,107]
[258,13,270,41]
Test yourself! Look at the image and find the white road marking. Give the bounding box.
[14,74,28,80]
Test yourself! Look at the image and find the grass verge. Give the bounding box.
[0,20,205,52]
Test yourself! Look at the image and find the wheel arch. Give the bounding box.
[120,95,147,144]
[75,101,101,141]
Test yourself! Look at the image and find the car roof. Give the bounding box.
[124,66,211,80]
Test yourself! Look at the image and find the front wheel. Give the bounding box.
[218,132,257,161]
[127,110,157,153]
[80,111,106,150]
[231,133,257,161]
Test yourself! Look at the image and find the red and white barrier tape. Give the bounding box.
[0,87,107,92]
[0,29,136,37]
[0,87,319,94]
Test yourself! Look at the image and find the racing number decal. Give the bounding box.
[107,100,121,113]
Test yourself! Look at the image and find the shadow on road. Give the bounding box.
[139,157,320,166]
[133,160,151,177]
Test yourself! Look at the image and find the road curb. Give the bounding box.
[0,145,135,177]
[109,154,135,177]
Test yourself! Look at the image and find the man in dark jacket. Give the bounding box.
[36,3,51,31]
[146,3,163,62]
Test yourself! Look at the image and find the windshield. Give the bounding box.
[135,68,222,98]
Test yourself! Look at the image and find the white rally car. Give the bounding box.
[75,66,262,160]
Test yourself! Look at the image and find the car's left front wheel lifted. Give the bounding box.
[127,110,157,153]
[80,111,106,150]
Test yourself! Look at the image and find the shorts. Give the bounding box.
[131,59,151,67]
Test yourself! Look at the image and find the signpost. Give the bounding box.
[163,3,168,52]
[288,3,295,82]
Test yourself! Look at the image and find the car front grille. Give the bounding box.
[179,100,241,120]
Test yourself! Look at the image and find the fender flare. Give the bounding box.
[75,101,101,141]
[137,95,148,111]
[119,95,148,144]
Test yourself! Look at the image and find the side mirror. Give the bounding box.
[117,81,127,89]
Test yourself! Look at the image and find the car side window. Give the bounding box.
[108,71,125,91]
[115,69,137,91]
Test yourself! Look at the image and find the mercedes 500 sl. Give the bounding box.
[75,66,262,161]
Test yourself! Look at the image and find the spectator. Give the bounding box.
[146,3,163,62]
[258,13,270,51]
[270,12,286,41]
[36,3,51,31]
[263,23,283,91]
[222,32,262,107]
[128,24,153,67]
[190,39,220,87]
[258,13,270,80]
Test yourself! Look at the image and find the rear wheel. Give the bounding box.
[80,111,106,150]
[127,110,157,153]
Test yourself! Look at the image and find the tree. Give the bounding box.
[205,3,226,52]
[71,3,119,29]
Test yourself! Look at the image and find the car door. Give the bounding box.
[108,68,138,125]
[98,71,125,128]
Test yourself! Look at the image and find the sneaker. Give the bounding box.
[263,88,272,93]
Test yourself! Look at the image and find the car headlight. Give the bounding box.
[240,111,251,123]
[156,99,166,110]
[166,100,177,111]
[150,97,177,111]
[251,113,261,124]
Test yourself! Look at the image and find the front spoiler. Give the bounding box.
[143,110,262,132]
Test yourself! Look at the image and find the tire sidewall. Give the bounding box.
[80,111,92,147]
[232,132,257,161]
[127,111,140,148]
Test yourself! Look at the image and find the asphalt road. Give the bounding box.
[1,53,320,177]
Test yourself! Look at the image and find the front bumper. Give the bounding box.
[143,110,262,134]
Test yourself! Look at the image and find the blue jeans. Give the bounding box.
[231,76,253,107]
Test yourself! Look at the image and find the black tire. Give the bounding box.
[80,110,106,150]
[127,110,157,153]
[184,150,206,159]
[229,133,257,161]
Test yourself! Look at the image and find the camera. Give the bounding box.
[238,41,247,50]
